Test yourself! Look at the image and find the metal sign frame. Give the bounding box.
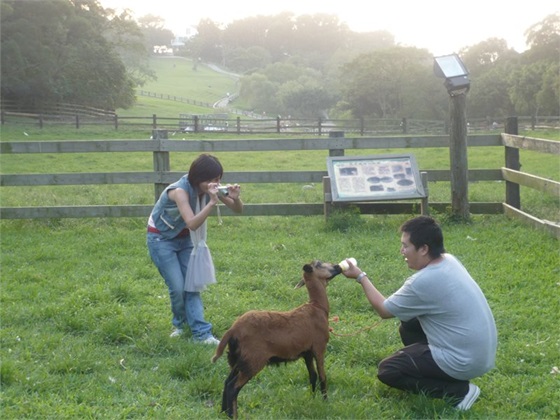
[327,154,426,202]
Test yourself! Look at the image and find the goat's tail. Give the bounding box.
[211,328,232,363]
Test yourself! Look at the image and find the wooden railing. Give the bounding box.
[2,109,558,136]
[1,129,558,237]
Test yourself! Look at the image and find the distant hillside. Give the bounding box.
[115,56,239,117]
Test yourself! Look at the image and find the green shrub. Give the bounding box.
[325,205,365,232]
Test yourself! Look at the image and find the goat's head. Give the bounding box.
[295,260,342,289]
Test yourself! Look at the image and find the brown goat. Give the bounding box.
[211,260,342,419]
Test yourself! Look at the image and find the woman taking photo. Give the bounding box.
[147,153,243,344]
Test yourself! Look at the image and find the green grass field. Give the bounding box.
[1,55,559,419]
[1,215,559,419]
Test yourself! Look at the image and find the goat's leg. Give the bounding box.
[315,352,328,399]
[222,369,238,416]
[302,351,318,393]
[226,370,252,419]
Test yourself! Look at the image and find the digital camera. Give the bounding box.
[217,186,229,196]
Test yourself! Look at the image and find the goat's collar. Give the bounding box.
[310,301,329,315]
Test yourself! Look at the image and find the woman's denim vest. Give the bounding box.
[149,175,204,239]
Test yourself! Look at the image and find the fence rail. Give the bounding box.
[1,131,558,237]
[2,108,558,136]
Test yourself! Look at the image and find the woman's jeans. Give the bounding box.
[147,232,213,340]
[377,318,469,402]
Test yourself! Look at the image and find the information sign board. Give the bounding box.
[327,154,426,202]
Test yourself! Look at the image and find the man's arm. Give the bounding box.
[356,274,394,319]
[342,261,395,319]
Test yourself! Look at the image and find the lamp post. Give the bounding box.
[434,54,471,220]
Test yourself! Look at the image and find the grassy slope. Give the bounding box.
[116,56,239,118]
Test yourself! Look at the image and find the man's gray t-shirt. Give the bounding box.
[384,254,497,380]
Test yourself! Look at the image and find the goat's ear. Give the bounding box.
[303,264,313,273]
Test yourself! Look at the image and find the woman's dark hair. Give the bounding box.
[187,154,223,188]
[400,216,446,258]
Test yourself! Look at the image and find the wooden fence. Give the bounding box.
[0,110,444,135]
[1,126,558,237]
[2,108,558,136]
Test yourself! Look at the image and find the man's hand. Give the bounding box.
[342,259,362,280]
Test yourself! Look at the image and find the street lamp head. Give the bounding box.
[433,54,470,96]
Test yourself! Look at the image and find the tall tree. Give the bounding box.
[239,72,280,114]
[278,76,335,118]
[509,62,550,117]
[460,39,519,118]
[467,65,516,118]
[101,6,155,91]
[224,46,271,73]
[536,62,560,117]
[191,19,223,63]
[339,47,434,118]
[137,14,175,52]
[523,12,560,62]
[291,14,349,71]
[460,38,519,77]
[508,13,560,117]
[0,0,148,110]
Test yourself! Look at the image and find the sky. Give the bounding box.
[98,0,558,56]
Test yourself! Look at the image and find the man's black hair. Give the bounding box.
[400,216,446,258]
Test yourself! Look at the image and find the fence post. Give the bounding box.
[75,115,79,129]
[449,93,470,220]
[152,129,170,202]
[114,114,118,130]
[328,131,345,157]
[505,117,520,209]
[152,114,157,129]
[323,176,332,221]
[194,115,199,133]
[401,117,408,134]
[276,116,281,133]
[420,171,429,215]
[236,117,241,134]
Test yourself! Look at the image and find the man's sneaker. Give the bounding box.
[455,383,480,411]
[169,328,183,338]
[199,335,220,345]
